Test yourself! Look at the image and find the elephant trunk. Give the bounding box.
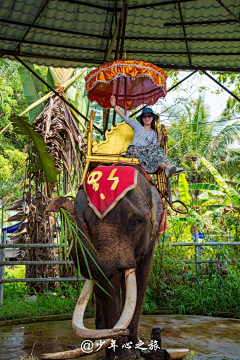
[45,196,114,280]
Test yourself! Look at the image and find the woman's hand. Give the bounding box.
[110,94,125,119]
[110,94,116,107]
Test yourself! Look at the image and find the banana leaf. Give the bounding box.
[47,68,54,89]
[178,173,191,206]
[201,157,240,206]
[10,115,58,183]
[191,199,221,207]
[73,91,90,119]
[65,85,77,101]
[188,183,223,191]
[18,65,47,124]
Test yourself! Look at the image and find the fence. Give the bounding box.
[0,229,239,305]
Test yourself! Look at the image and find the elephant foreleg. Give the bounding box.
[94,273,135,360]
[94,288,105,330]
[128,246,155,347]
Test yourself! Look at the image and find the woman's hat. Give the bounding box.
[136,107,159,122]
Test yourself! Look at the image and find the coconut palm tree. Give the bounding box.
[167,97,240,188]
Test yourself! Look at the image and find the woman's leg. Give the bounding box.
[159,161,176,178]
[160,162,184,178]
[159,162,172,170]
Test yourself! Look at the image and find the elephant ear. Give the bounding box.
[151,185,164,236]
[74,188,88,228]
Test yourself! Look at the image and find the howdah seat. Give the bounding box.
[80,110,171,201]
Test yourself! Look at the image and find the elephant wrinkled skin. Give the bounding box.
[44,166,164,360]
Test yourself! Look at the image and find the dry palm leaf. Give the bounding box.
[33,91,86,191]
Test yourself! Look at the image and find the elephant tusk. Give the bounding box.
[40,268,137,359]
[72,279,129,339]
[72,268,137,339]
[40,339,112,359]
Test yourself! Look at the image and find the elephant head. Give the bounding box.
[41,165,164,360]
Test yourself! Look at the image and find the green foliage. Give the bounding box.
[0,148,27,208]
[145,237,240,317]
[178,173,191,205]
[1,266,88,321]
[213,72,240,118]
[3,266,28,299]
[18,65,47,124]
[167,97,240,188]
[201,157,240,206]
[0,155,11,182]
[10,115,58,183]
[0,59,27,129]
[188,183,223,191]
[0,285,82,321]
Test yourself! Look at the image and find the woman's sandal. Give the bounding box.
[165,165,176,178]
[165,166,184,178]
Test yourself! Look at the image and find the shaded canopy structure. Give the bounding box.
[0,0,240,72]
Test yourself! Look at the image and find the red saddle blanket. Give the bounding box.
[84,166,138,219]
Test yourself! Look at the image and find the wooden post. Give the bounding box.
[194,229,201,274]
[0,230,7,306]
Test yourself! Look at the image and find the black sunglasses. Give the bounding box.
[142,114,154,119]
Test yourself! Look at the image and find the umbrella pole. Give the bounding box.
[124,77,127,115]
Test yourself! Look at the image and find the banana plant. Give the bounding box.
[201,157,240,206]
[186,160,240,209]
[18,65,47,124]
[2,65,88,134]
[10,115,58,183]
[179,160,240,210]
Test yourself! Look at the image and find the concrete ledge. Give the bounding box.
[143,310,237,318]
[0,310,237,327]
[0,314,72,327]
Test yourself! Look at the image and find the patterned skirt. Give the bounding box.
[125,144,169,173]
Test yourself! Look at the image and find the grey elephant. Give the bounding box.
[41,165,164,360]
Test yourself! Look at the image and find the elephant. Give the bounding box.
[41,165,164,360]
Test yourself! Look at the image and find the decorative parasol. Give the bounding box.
[85,59,167,113]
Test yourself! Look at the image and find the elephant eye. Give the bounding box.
[127,218,142,233]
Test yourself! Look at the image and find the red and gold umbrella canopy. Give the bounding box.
[85,59,167,111]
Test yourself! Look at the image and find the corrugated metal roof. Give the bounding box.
[0,0,239,71]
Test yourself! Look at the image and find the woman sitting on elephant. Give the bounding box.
[110,94,183,177]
